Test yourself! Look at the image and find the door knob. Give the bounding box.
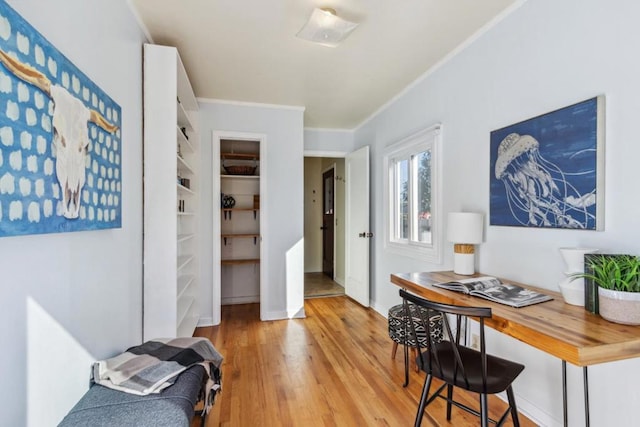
[358,232,366,237]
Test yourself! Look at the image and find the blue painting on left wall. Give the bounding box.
[0,1,122,237]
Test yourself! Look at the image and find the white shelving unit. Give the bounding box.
[220,140,261,305]
[143,44,200,340]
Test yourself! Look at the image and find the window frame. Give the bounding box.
[383,124,443,263]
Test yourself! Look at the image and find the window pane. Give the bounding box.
[415,150,431,244]
[397,159,409,240]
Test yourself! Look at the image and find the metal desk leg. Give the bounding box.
[584,367,590,427]
[562,361,591,427]
[562,360,568,427]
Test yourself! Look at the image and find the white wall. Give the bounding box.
[198,101,305,322]
[304,157,323,272]
[353,0,640,425]
[0,1,146,425]
[304,128,354,154]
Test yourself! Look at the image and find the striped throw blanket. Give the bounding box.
[92,337,223,413]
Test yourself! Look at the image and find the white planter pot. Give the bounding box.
[598,287,640,325]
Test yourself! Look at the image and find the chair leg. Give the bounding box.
[446,384,453,420]
[480,394,489,427]
[506,386,520,427]
[414,373,433,427]
[403,343,410,388]
[410,348,420,372]
[391,341,398,359]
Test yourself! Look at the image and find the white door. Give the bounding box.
[345,146,370,307]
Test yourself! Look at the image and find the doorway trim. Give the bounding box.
[212,130,267,324]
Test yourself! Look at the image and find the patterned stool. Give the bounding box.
[388,303,443,386]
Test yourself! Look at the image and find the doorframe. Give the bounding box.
[321,163,337,280]
[212,130,268,324]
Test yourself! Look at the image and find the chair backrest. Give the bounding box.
[399,288,493,392]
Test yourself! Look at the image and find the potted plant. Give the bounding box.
[572,254,640,324]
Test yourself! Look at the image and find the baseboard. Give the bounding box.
[261,310,289,321]
[334,276,345,287]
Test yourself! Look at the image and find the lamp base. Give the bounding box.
[453,252,475,275]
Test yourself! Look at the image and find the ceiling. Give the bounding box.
[130,0,518,129]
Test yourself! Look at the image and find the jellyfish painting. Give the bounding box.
[489,97,604,230]
[494,133,595,228]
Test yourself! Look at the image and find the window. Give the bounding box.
[383,124,442,262]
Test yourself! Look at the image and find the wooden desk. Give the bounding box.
[391,271,640,426]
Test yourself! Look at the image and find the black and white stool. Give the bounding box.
[388,303,443,386]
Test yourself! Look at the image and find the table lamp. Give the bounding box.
[447,212,484,275]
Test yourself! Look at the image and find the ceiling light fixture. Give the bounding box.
[296,7,359,48]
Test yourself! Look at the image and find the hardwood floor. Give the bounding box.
[194,297,536,426]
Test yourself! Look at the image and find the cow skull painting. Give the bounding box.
[0,49,118,219]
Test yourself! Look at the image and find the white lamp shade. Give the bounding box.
[447,212,483,244]
[296,8,358,48]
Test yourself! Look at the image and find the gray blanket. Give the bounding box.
[92,337,223,413]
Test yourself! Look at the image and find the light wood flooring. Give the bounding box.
[194,296,536,426]
[304,272,345,298]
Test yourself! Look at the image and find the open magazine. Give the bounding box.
[433,276,553,308]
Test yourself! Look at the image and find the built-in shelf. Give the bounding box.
[177,183,193,194]
[177,275,195,298]
[222,207,259,220]
[220,139,260,306]
[221,258,261,265]
[221,174,259,180]
[177,101,194,131]
[222,233,260,245]
[177,233,194,243]
[177,126,194,153]
[221,152,260,160]
[177,255,194,271]
[144,43,200,340]
[177,155,194,174]
[177,296,195,328]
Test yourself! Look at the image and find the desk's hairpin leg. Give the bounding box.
[562,361,590,427]
[583,367,590,427]
[562,361,568,427]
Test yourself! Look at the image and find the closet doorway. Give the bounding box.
[303,156,345,298]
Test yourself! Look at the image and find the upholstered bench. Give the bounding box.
[59,365,210,427]
[59,338,222,427]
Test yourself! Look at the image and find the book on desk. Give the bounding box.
[433,276,553,308]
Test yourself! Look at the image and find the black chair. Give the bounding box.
[399,289,525,427]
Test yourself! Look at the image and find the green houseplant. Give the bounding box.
[572,254,640,324]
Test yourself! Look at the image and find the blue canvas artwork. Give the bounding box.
[490,97,604,230]
[0,2,122,237]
